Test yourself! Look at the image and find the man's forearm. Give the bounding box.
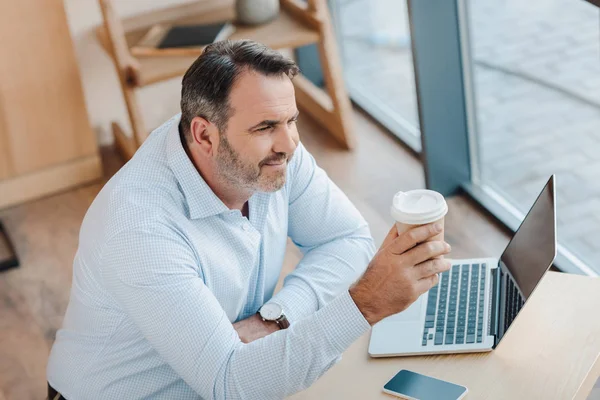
[270,231,375,324]
[233,314,280,343]
[281,142,376,325]
[217,291,370,399]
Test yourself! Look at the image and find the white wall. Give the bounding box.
[63,0,192,146]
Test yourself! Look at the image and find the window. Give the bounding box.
[468,0,600,274]
[331,0,421,150]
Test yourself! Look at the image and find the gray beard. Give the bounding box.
[215,134,287,193]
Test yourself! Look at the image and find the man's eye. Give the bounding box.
[288,119,298,125]
[256,126,272,132]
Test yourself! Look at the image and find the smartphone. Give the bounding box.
[383,369,468,400]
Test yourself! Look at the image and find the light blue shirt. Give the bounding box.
[47,115,376,399]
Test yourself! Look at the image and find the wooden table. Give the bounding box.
[290,271,600,399]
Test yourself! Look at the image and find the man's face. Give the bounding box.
[214,70,299,193]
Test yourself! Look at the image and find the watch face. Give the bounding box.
[260,303,282,320]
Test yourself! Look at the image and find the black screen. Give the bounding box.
[158,23,228,49]
[499,176,556,299]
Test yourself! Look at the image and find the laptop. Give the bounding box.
[369,175,557,357]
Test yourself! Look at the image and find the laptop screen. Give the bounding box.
[499,175,557,300]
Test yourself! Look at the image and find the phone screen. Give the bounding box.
[383,370,468,400]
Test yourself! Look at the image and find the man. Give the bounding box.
[47,40,450,399]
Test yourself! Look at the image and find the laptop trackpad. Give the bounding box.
[386,296,424,322]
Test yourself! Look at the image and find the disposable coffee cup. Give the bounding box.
[390,189,448,242]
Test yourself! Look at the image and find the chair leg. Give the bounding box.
[313,0,356,149]
[112,84,147,161]
[0,220,19,273]
[122,85,147,149]
[112,122,136,160]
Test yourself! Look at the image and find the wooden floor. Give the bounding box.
[0,108,517,399]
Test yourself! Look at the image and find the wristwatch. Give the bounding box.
[258,303,290,329]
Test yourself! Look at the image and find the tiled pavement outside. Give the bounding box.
[335,0,600,271]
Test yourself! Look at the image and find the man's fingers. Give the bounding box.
[381,224,399,249]
[414,258,451,279]
[403,240,451,266]
[388,223,443,255]
[416,273,440,294]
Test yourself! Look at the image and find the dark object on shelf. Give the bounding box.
[0,220,19,272]
[158,23,235,49]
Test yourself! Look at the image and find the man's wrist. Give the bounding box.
[349,285,379,326]
[233,314,280,344]
[262,316,282,331]
[256,311,284,330]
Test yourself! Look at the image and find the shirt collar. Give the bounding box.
[166,115,229,220]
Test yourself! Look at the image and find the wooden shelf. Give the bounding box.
[96,3,320,87]
[96,0,355,156]
[135,55,201,87]
[129,6,320,58]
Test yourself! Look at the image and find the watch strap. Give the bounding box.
[275,314,290,329]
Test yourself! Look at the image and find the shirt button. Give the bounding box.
[242,222,251,231]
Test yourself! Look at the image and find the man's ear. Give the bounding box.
[190,116,217,156]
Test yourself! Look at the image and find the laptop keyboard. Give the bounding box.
[503,271,525,333]
[422,263,487,346]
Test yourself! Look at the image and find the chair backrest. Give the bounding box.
[97,1,236,84]
[97,0,139,85]
[306,0,324,12]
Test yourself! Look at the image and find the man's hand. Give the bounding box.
[233,314,281,344]
[350,223,452,326]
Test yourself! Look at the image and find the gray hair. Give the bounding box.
[180,40,300,141]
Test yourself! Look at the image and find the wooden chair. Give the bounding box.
[96,0,356,160]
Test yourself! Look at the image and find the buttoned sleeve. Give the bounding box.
[269,142,377,324]
[100,221,370,399]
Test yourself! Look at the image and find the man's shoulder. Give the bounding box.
[85,117,187,237]
[83,183,181,246]
[110,117,182,199]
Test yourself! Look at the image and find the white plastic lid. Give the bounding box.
[390,189,448,225]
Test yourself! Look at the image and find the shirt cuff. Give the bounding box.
[313,290,371,354]
[269,283,319,324]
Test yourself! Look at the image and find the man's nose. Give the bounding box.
[273,124,298,155]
